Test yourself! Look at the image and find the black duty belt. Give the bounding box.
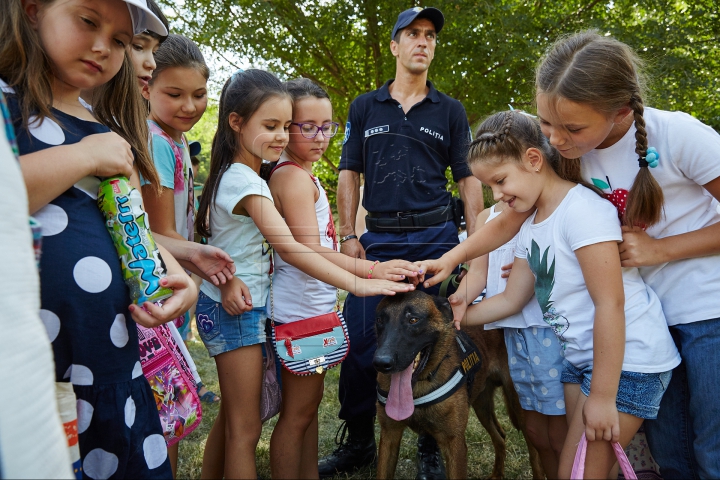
[365,204,454,232]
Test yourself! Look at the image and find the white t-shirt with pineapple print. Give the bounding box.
[514,185,680,373]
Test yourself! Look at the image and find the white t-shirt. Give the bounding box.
[267,156,339,323]
[483,204,545,330]
[515,185,680,372]
[582,107,720,326]
[200,163,273,306]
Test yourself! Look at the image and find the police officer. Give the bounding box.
[318,6,484,478]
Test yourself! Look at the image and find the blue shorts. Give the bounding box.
[195,291,266,356]
[561,360,672,419]
[504,327,566,415]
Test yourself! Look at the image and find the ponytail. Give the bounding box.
[625,93,664,227]
[537,30,664,226]
[196,69,288,239]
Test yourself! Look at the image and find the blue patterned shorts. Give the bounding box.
[504,327,566,415]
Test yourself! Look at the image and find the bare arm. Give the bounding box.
[449,253,489,329]
[457,176,485,235]
[143,185,236,285]
[448,209,492,326]
[20,132,134,214]
[421,207,533,288]
[240,194,412,297]
[461,257,536,327]
[620,176,720,266]
[270,167,419,281]
[142,185,185,241]
[151,233,236,286]
[577,241,625,443]
[337,169,365,259]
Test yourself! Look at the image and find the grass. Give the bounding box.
[177,327,535,479]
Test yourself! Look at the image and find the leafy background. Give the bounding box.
[171,0,719,204]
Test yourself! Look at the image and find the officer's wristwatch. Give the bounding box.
[339,234,358,244]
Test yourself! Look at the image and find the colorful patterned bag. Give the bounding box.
[268,254,350,375]
[271,311,350,376]
[137,323,202,446]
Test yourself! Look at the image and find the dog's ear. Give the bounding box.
[432,296,454,323]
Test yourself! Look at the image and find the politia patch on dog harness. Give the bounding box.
[365,125,389,137]
[377,330,482,408]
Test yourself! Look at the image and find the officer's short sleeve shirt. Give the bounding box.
[339,79,472,213]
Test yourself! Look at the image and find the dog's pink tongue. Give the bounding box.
[386,362,415,421]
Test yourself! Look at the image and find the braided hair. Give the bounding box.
[469,110,599,193]
[536,30,664,227]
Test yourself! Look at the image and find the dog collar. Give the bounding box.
[377,330,482,408]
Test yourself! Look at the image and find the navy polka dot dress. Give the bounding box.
[6,92,172,479]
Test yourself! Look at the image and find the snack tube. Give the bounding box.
[97,176,173,304]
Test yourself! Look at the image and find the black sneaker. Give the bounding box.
[416,434,446,480]
[318,420,377,478]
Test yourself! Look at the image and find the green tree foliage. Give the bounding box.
[165,0,719,204]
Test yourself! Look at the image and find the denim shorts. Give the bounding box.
[504,327,566,415]
[561,359,672,419]
[195,290,267,357]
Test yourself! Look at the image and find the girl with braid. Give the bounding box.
[449,110,679,478]
[421,30,720,478]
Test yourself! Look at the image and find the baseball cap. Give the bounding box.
[391,7,444,40]
[188,141,201,157]
[124,0,169,36]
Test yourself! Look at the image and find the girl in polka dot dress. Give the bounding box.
[450,197,568,479]
[1,0,198,477]
[442,111,679,479]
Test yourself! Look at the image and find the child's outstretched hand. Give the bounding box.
[129,274,198,328]
[190,244,236,285]
[218,276,253,316]
[448,292,469,330]
[372,260,424,283]
[583,394,620,443]
[352,279,415,297]
[416,257,454,289]
[80,132,134,178]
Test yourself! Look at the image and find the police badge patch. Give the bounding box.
[343,121,351,145]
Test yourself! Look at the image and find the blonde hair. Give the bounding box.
[536,30,663,227]
[0,0,159,188]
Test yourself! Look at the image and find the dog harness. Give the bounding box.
[376,330,482,408]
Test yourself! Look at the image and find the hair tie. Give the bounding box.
[639,146,659,168]
[508,104,537,118]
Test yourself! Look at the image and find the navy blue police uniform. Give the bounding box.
[338,79,472,421]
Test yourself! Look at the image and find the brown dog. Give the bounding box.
[374,291,544,479]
